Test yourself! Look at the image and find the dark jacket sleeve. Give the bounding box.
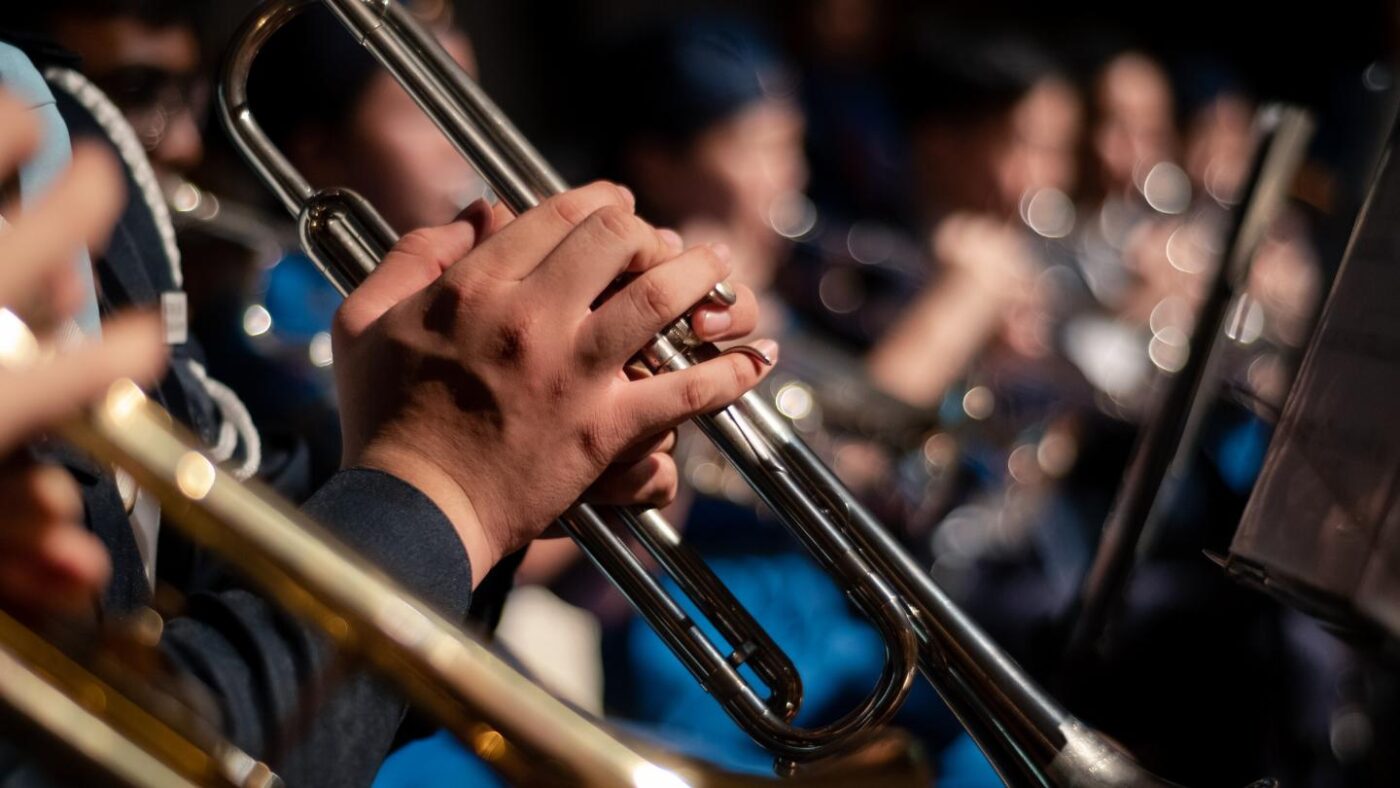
[159,468,473,788]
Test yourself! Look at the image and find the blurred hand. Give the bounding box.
[0,458,109,615]
[1119,217,1207,328]
[869,213,1035,406]
[0,90,167,615]
[933,213,1036,301]
[333,182,771,584]
[936,214,1056,360]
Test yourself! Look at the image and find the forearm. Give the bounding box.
[159,468,474,787]
[866,274,1006,408]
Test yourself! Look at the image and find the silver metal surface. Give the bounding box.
[216,1,1241,782]
[218,0,915,765]
[0,317,925,786]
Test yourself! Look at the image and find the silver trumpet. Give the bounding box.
[219,0,915,769]
[217,1,1252,783]
[0,311,923,787]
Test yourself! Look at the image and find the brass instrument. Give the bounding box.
[0,310,924,786]
[220,0,915,770]
[214,2,1259,784]
[0,608,271,788]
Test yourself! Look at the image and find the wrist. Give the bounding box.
[356,440,499,587]
[943,266,1003,300]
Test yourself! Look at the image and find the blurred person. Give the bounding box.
[961,53,1348,787]
[0,88,165,618]
[0,17,774,787]
[20,0,350,493]
[1060,50,1190,358]
[875,34,1088,405]
[863,33,1103,585]
[1091,52,1179,204]
[1160,81,1325,502]
[901,38,1084,218]
[615,24,1080,410]
[242,0,490,488]
[842,24,1115,651]
[247,0,487,340]
[1183,87,1322,360]
[1184,88,1255,205]
[41,0,205,174]
[1082,66,1321,412]
[594,17,1012,783]
[1068,49,1199,381]
[32,0,238,313]
[29,0,488,492]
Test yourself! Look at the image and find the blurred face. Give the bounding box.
[53,15,205,175]
[333,32,486,232]
[1000,77,1083,202]
[679,99,809,241]
[1094,54,1177,194]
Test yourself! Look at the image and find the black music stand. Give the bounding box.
[1225,114,1400,649]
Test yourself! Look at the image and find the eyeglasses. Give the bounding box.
[93,65,211,153]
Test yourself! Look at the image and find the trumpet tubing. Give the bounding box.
[0,309,925,786]
[0,609,270,788]
[220,0,915,768]
[217,2,1297,785]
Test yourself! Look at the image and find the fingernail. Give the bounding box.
[710,242,732,264]
[658,228,684,252]
[693,307,732,337]
[751,338,779,364]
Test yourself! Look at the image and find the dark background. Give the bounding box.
[201,1,1397,152]
[197,0,1400,266]
[452,1,1392,121]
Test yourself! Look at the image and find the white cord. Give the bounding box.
[47,68,262,479]
[188,361,262,480]
[44,67,182,287]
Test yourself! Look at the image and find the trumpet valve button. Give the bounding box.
[707,281,737,307]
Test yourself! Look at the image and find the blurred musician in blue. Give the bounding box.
[953,46,1343,785]
[240,8,987,783]
[586,16,1109,783]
